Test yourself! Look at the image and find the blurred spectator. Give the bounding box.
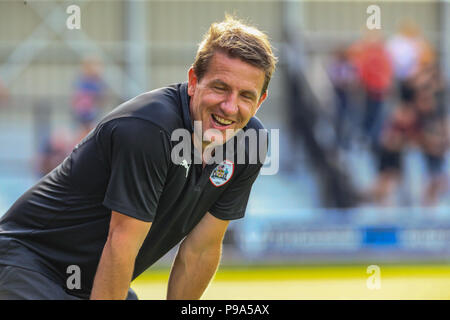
[387,20,421,84]
[387,19,436,100]
[368,81,418,205]
[413,67,449,206]
[35,128,75,177]
[327,46,358,149]
[349,30,393,147]
[367,65,449,206]
[72,56,106,135]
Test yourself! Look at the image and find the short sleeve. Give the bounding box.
[208,163,262,221]
[101,118,170,222]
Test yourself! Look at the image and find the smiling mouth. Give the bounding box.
[211,114,234,126]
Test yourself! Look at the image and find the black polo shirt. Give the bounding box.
[0,82,266,299]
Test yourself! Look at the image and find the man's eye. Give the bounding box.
[214,86,226,91]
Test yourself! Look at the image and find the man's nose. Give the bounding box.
[220,93,239,116]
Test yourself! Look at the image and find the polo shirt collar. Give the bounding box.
[179,82,194,133]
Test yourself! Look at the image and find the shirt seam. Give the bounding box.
[103,196,155,223]
[208,208,245,221]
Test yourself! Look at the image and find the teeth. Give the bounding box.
[213,114,233,125]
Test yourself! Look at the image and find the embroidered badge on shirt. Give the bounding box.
[209,160,234,187]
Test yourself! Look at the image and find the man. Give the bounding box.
[0,16,277,300]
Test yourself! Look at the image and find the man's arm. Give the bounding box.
[167,212,229,300]
[90,211,151,300]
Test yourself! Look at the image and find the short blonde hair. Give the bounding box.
[193,15,277,96]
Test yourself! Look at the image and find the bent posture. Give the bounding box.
[0,16,276,300]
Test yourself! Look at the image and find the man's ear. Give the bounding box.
[254,91,268,115]
[187,67,198,97]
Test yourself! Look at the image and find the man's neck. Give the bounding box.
[192,133,213,169]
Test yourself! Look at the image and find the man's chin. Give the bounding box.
[203,135,226,148]
[207,131,239,145]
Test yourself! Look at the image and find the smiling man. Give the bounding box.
[189,50,267,150]
[0,16,277,300]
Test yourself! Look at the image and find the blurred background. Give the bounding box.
[0,0,449,299]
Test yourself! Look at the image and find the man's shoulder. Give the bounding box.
[99,83,186,134]
[244,116,266,132]
[242,116,268,145]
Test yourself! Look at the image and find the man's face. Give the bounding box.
[188,51,267,148]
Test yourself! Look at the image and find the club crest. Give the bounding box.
[209,160,234,187]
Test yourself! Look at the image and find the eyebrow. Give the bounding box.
[210,79,229,88]
[210,79,258,101]
[241,89,258,101]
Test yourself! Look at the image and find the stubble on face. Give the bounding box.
[187,51,267,157]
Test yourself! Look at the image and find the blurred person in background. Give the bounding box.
[327,46,358,149]
[367,64,448,206]
[367,80,418,205]
[35,128,75,178]
[413,66,449,206]
[387,19,436,101]
[349,30,393,148]
[72,56,106,141]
